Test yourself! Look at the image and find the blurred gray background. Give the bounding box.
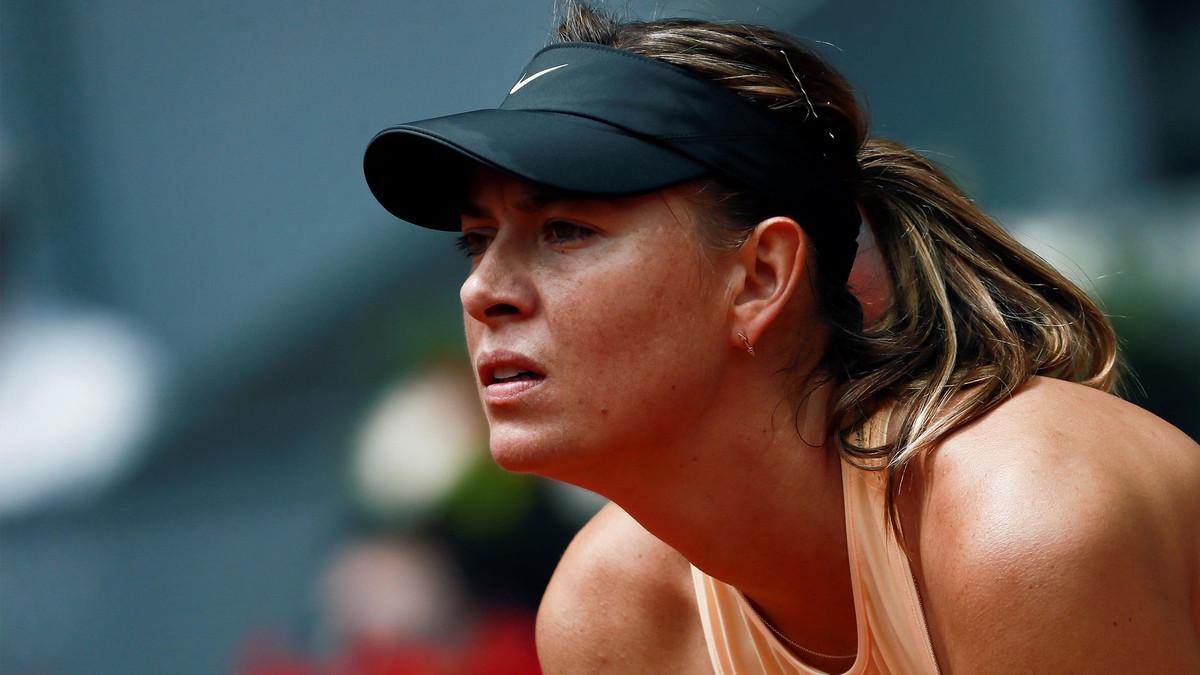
[2,1,1197,673]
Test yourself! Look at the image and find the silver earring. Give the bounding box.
[737,331,755,356]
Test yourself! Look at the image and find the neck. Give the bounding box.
[568,367,859,657]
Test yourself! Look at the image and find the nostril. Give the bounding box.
[484,303,520,318]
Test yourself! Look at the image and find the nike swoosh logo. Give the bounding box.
[509,63,569,94]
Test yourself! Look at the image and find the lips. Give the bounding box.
[476,349,546,404]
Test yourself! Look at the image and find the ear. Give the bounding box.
[728,216,812,351]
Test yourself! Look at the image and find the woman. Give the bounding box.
[363,3,1200,673]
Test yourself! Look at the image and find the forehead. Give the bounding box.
[460,168,589,218]
[458,164,686,219]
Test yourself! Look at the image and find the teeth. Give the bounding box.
[494,366,521,380]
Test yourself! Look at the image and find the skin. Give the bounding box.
[458,166,1200,673]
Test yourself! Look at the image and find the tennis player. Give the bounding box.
[363,4,1200,673]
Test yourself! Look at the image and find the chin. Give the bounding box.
[488,443,542,474]
[486,426,591,480]
[487,437,557,476]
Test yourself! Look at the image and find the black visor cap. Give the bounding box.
[364,109,710,231]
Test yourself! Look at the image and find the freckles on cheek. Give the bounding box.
[591,280,704,388]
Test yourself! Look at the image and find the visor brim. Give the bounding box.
[363,109,709,230]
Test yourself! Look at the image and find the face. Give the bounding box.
[458,167,735,483]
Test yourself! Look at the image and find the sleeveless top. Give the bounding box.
[689,410,942,674]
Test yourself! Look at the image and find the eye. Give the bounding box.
[454,230,492,258]
[544,220,595,245]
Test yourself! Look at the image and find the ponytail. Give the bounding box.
[835,139,1120,536]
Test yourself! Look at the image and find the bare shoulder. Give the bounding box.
[919,376,1200,545]
[910,376,1200,672]
[536,500,713,674]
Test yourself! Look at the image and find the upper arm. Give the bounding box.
[917,451,1200,673]
[536,501,711,675]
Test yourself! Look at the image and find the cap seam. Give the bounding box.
[506,107,802,142]
[526,42,774,119]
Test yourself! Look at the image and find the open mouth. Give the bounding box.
[483,364,546,403]
[476,351,547,401]
[490,367,544,384]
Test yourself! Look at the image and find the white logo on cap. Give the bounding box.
[509,63,569,94]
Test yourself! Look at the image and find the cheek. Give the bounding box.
[548,257,726,428]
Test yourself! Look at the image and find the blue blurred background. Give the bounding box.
[1,1,1197,673]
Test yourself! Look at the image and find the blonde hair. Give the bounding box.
[553,2,1120,539]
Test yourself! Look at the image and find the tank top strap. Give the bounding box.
[688,403,941,674]
[839,405,942,673]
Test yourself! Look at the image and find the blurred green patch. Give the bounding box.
[441,453,538,540]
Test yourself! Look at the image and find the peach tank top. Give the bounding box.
[689,411,941,674]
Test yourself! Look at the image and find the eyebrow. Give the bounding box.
[459,185,586,219]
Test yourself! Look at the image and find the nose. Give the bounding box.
[460,246,536,326]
